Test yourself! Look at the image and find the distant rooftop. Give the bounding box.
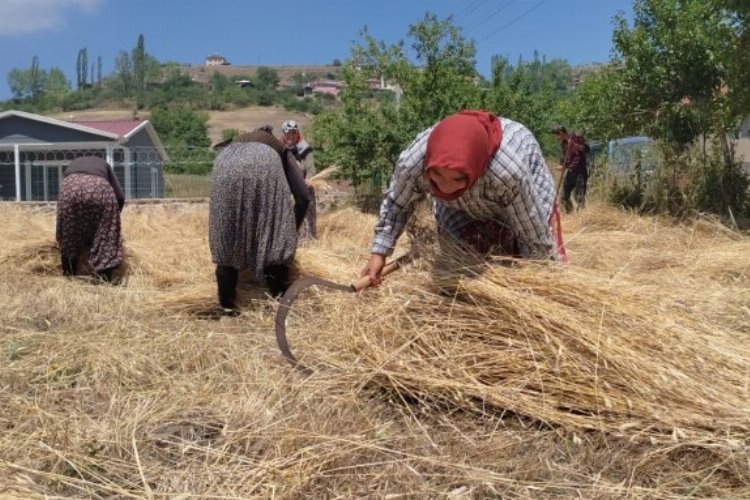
[72,119,144,136]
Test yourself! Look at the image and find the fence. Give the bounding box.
[0,146,214,201]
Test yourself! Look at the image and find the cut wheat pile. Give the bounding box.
[0,200,748,498]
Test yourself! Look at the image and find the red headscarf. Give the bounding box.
[424,110,503,201]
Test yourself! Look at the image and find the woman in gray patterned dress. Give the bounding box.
[209,128,310,309]
[56,156,125,282]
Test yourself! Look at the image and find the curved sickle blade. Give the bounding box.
[274,276,352,375]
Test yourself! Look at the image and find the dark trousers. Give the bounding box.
[215,263,292,308]
[263,263,291,298]
[216,265,239,309]
[562,168,588,213]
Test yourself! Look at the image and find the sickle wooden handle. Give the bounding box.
[350,258,404,292]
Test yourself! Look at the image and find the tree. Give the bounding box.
[147,69,209,109]
[44,68,71,101]
[112,50,133,97]
[210,71,231,93]
[255,66,280,90]
[311,14,493,194]
[144,54,162,91]
[610,0,736,147]
[540,58,574,92]
[397,13,482,130]
[350,25,405,99]
[716,0,750,118]
[133,34,146,92]
[97,56,102,86]
[311,64,406,196]
[484,55,567,156]
[150,106,210,148]
[76,48,88,89]
[6,58,70,108]
[132,34,147,106]
[150,107,213,174]
[151,106,214,174]
[571,0,750,216]
[29,56,43,100]
[7,68,30,100]
[562,67,627,141]
[8,56,48,102]
[348,14,483,133]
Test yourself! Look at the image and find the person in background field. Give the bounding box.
[281,120,317,240]
[56,156,125,282]
[209,126,310,310]
[361,110,558,285]
[552,125,590,213]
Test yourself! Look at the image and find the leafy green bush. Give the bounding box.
[608,176,645,210]
[150,106,210,148]
[283,96,324,115]
[255,89,276,106]
[61,88,97,111]
[689,145,750,217]
[221,128,240,142]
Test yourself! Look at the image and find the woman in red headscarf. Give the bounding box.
[361,110,558,284]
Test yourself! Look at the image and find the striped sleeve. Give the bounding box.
[370,129,431,255]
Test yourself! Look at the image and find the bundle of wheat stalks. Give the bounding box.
[283,206,750,443]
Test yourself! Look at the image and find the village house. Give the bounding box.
[205,54,230,67]
[0,110,168,201]
[305,79,346,97]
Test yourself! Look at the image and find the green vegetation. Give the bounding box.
[3,0,749,218]
[309,2,750,218]
[164,173,211,198]
[311,13,579,196]
[568,0,750,216]
[2,35,336,117]
[150,107,213,175]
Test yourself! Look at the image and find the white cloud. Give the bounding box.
[0,0,104,35]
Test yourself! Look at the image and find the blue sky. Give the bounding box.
[0,0,633,101]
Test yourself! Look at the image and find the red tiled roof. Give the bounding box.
[73,120,144,136]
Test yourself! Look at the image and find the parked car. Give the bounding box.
[607,136,660,176]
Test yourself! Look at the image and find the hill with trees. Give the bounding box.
[3,0,748,219]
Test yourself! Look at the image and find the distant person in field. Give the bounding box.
[209,126,310,310]
[56,156,125,282]
[361,110,559,285]
[552,126,590,213]
[281,120,317,241]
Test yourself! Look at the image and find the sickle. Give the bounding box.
[274,256,408,375]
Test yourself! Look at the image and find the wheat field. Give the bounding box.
[0,200,749,498]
